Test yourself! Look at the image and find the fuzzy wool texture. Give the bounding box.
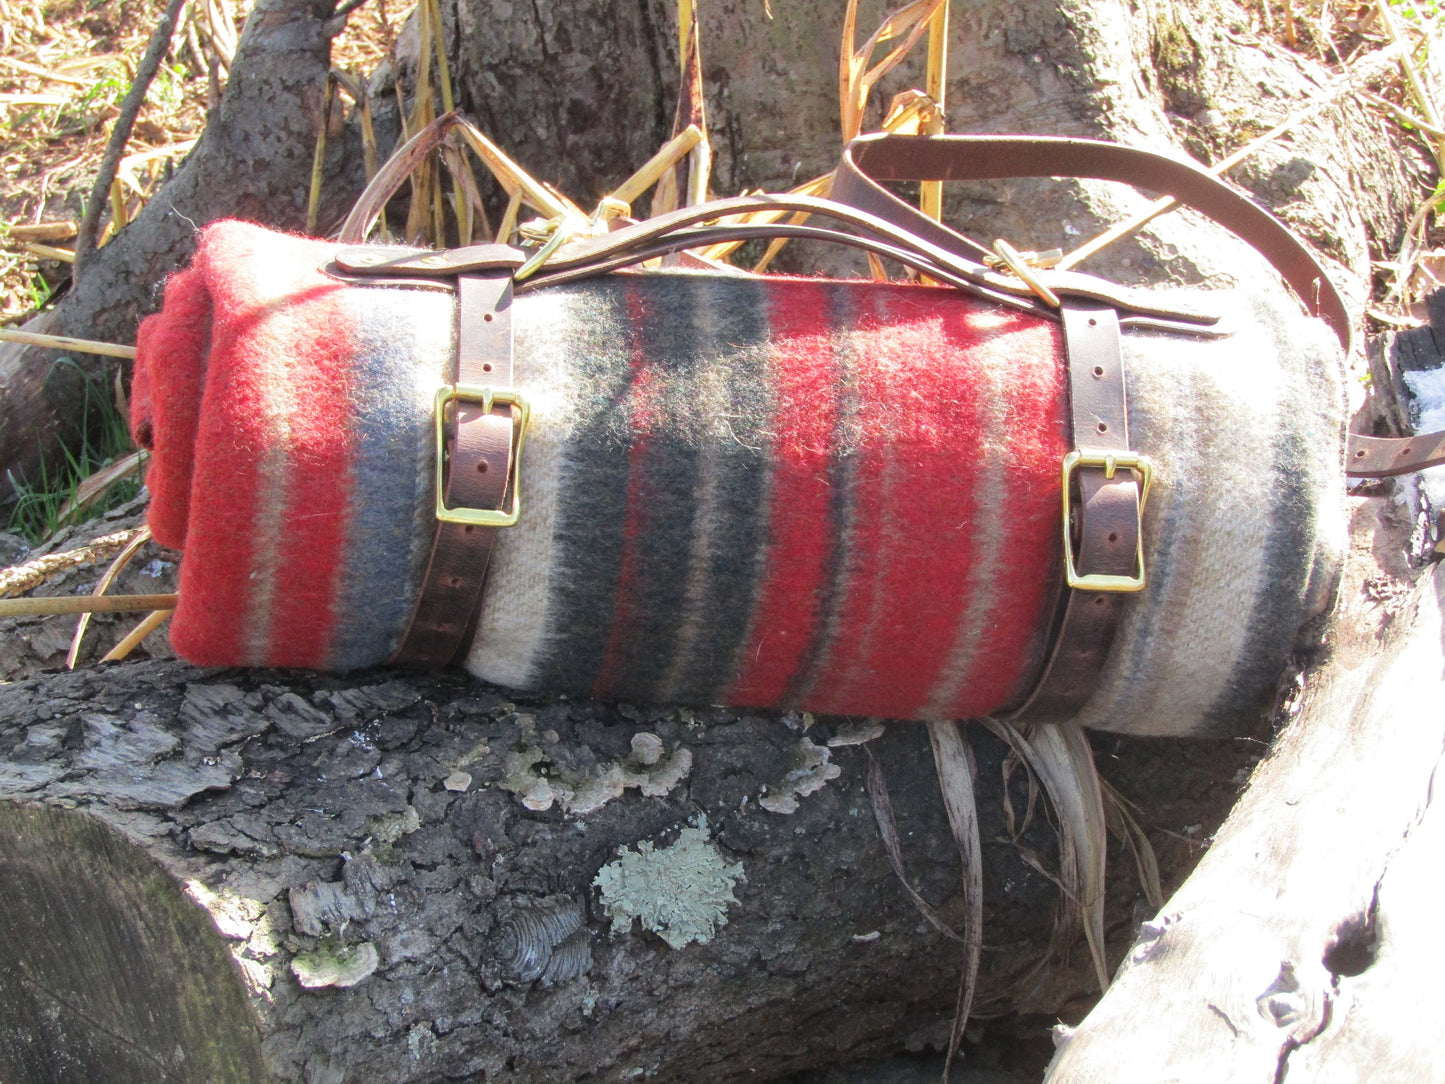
[133,222,1347,737]
[468,274,1068,722]
[131,221,448,669]
[1075,291,1347,735]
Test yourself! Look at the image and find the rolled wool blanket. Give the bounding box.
[131,220,1347,737]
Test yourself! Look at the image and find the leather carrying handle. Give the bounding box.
[340,131,1347,346]
[340,126,1445,479]
[339,194,1228,334]
[836,133,1352,353]
[339,114,465,245]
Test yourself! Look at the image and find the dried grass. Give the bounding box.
[925,720,983,1076]
[0,0,392,322]
[65,524,153,668]
[1241,0,1444,321]
[0,592,178,617]
[0,526,146,598]
[0,0,392,628]
[0,1,209,319]
[100,605,173,661]
[982,719,1110,993]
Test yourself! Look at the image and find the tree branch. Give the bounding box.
[73,0,189,277]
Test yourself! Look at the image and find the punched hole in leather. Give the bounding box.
[390,272,518,667]
[1009,302,1143,724]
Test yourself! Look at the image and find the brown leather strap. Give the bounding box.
[1345,431,1445,477]
[359,129,1435,684]
[390,273,518,667]
[338,195,1228,333]
[835,133,1353,353]
[831,135,1445,482]
[334,243,526,278]
[1010,303,1143,723]
[340,133,1358,347]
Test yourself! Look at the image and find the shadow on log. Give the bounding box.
[0,805,267,1081]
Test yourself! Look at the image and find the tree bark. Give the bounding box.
[0,661,1255,1083]
[0,0,1428,487]
[445,0,1424,291]
[0,0,366,488]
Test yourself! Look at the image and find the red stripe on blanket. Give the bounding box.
[167,235,267,665]
[798,299,890,712]
[942,317,1068,714]
[132,268,212,550]
[727,281,841,707]
[802,289,976,717]
[161,226,354,667]
[591,283,664,700]
[262,284,357,668]
[829,290,990,717]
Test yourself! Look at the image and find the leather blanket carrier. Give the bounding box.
[128,134,1434,738]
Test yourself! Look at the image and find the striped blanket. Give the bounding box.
[131,220,1347,736]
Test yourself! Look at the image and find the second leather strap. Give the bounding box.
[391,272,518,667]
[1011,302,1143,723]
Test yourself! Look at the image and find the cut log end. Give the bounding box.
[0,804,266,1083]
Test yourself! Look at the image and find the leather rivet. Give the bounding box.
[484,312,494,322]
[476,461,488,473]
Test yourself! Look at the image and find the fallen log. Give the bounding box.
[0,656,1256,1082]
[1045,493,1445,1083]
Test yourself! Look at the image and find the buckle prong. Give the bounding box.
[1061,448,1153,592]
[434,384,529,527]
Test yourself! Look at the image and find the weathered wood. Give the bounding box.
[1285,715,1445,1083]
[0,804,266,1083]
[1367,288,1445,435]
[0,659,1255,1083]
[1044,495,1445,1083]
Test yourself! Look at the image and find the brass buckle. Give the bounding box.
[434,384,530,527]
[1061,449,1153,592]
